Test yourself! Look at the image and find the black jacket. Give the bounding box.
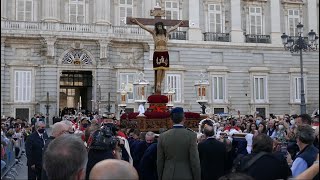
[139,143,158,180]
[41,136,55,180]
[236,152,291,180]
[25,131,48,167]
[198,138,227,180]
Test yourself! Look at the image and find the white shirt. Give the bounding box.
[138,104,145,115]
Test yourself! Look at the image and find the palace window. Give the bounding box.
[212,76,225,103]
[249,7,263,35]
[16,0,33,21]
[165,1,179,20]
[69,0,85,23]
[166,74,181,102]
[288,9,300,36]
[119,0,133,25]
[208,4,223,33]
[292,76,307,103]
[253,76,267,103]
[14,70,32,102]
[119,73,135,102]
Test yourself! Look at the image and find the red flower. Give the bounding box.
[147,95,169,103]
[120,112,139,120]
[184,112,201,119]
[144,112,170,119]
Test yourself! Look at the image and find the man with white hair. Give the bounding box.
[267,119,276,139]
[61,120,75,134]
[133,131,155,175]
[26,121,48,180]
[41,122,69,180]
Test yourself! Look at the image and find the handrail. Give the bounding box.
[204,32,230,42]
[245,34,271,43]
[1,136,25,179]
[1,20,147,36]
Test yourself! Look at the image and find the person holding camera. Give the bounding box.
[85,121,122,180]
[85,113,133,180]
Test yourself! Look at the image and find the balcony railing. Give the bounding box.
[203,32,230,42]
[1,20,146,37]
[245,34,271,43]
[169,31,187,40]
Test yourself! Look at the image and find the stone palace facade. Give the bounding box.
[1,0,319,123]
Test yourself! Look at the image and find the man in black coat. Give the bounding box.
[235,134,291,180]
[133,131,155,174]
[139,143,158,180]
[25,121,48,180]
[198,120,227,180]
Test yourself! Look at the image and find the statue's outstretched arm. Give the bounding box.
[131,18,154,35]
[167,20,184,34]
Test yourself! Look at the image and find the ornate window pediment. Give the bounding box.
[62,49,93,65]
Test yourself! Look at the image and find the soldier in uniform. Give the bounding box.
[157,107,201,180]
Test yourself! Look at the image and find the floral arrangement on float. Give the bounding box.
[147,95,169,103]
[144,111,170,119]
[120,112,139,120]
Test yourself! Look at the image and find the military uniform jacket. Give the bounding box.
[157,126,201,180]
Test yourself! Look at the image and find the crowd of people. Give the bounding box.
[1,109,319,180]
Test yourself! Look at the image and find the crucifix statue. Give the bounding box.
[127,3,189,94]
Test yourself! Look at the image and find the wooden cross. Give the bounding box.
[126,4,189,27]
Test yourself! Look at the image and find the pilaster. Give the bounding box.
[270,0,282,44]
[1,37,6,64]
[230,0,244,43]
[188,0,202,41]
[148,42,155,61]
[42,0,60,22]
[94,0,111,25]
[306,0,318,33]
[1,0,7,20]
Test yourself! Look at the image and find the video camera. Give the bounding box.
[88,123,119,151]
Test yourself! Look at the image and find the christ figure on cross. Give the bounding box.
[127,5,188,94]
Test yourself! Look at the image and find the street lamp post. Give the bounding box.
[281,23,318,114]
[45,92,50,128]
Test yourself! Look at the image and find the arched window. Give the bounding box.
[16,0,33,21]
[62,49,93,65]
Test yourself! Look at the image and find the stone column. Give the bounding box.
[230,0,244,43]
[1,0,7,20]
[188,0,202,41]
[42,0,60,22]
[144,0,155,18]
[94,0,111,25]
[98,40,110,65]
[270,0,282,44]
[306,0,318,33]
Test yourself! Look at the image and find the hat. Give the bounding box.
[81,117,91,124]
[171,107,184,115]
[102,113,115,119]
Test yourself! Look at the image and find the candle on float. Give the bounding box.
[202,87,206,96]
